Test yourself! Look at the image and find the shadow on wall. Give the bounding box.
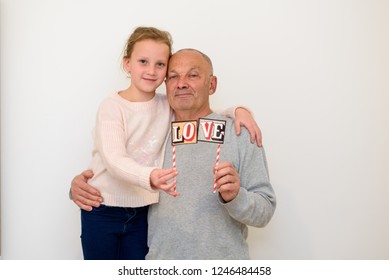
[247,180,313,259]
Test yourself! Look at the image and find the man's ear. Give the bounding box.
[209,75,217,95]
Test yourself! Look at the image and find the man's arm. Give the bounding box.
[219,129,276,228]
[70,170,103,211]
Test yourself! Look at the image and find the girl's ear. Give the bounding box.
[123,57,131,75]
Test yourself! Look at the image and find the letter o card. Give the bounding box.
[171,120,198,145]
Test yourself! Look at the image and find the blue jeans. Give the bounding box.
[80,204,149,260]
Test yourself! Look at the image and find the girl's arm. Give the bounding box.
[217,106,262,147]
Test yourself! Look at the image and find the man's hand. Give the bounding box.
[213,162,240,202]
[70,170,103,211]
[234,107,262,147]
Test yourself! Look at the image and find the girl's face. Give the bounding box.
[124,39,170,99]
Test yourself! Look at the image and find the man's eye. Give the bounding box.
[189,73,198,79]
[167,75,177,80]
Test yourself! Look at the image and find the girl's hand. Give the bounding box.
[150,168,180,197]
[234,107,262,147]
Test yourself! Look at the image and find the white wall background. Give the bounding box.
[1,0,388,259]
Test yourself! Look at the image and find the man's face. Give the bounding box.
[165,50,217,119]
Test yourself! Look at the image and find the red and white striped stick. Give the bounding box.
[213,143,221,193]
[172,144,177,191]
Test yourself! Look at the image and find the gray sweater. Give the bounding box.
[146,113,276,259]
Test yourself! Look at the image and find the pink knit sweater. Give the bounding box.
[88,92,172,207]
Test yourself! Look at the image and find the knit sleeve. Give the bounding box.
[94,98,155,191]
[213,106,254,119]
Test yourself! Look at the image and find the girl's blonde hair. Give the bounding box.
[123,26,173,59]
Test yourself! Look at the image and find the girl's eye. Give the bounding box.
[139,59,147,64]
[157,62,166,68]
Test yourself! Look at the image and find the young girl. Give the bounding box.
[80,26,261,260]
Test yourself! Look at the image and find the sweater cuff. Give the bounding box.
[214,106,254,119]
[218,187,247,210]
[213,106,234,118]
[234,106,254,118]
[138,166,157,191]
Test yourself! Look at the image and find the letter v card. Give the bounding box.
[198,118,226,144]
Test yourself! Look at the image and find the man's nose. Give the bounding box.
[177,76,188,88]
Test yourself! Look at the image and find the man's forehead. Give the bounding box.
[168,55,206,72]
[168,64,202,73]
